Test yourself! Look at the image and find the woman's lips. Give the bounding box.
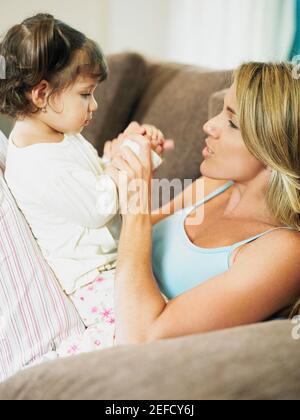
[202,146,214,157]
[205,139,215,153]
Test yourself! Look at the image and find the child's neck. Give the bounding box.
[12,117,65,147]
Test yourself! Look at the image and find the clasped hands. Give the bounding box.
[103,122,174,216]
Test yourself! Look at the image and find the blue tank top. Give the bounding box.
[152,181,292,301]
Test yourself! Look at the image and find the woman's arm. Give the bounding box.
[115,213,167,344]
[106,135,167,344]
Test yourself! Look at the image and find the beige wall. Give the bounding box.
[0,0,107,46]
[102,0,172,61]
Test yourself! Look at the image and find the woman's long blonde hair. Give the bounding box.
[234,62,300,317]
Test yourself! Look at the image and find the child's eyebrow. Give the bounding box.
[79,83,98,89]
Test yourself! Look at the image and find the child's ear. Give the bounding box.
[27,80,51,109]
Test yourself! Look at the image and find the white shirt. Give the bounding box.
[5,133,121,295]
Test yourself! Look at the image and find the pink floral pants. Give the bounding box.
[56,269,116,358]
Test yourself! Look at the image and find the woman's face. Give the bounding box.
[200,83,265,182]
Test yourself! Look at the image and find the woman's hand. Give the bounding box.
[104,134,152,217]
[103,122,175,162]
[103,122,146,162]
[103,132,128,162]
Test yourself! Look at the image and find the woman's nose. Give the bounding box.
[203,119,219,137]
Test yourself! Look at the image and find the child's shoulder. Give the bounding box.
[9,128,65,149]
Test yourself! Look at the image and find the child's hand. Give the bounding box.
[124,121,166,156]
[139,124,165,157]
[103,122,175,164]
[125,122,175,157]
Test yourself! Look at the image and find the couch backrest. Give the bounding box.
[0,132,85,382]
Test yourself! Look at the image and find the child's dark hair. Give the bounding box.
[0,13,108,118]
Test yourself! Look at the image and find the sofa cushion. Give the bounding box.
[1,320,299,400]
[82,52,147,150]
[0,152,85,382]
[132,64,233,182]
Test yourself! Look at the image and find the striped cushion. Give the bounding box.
[0,162,85,382]
[0,131,6,171]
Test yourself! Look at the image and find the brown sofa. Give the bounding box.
[0,53,299,400]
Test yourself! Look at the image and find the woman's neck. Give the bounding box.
[222,172,281,227]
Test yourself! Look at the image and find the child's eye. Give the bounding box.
[229,120,238,129]
[81,94,91,98]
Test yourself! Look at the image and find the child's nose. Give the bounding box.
[90,96,98,112]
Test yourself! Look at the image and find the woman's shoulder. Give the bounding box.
[233,224,300,270]
[276,228,300,251]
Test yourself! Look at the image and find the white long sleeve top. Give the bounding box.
[5,133,121,295]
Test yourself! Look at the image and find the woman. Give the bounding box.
[106,62,300,345]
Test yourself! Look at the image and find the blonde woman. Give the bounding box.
[106,62,300,344]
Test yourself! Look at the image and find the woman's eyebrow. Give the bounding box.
[226,106,236,115]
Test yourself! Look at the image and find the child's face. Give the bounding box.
[43,75,99,134]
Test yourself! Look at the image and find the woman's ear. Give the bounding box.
[265,165,275,181]
[26,80,51,110]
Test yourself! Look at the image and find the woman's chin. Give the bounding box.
[200,160,208,172]
[200,160,216,178]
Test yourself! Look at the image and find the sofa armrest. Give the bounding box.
[1,320,299,400]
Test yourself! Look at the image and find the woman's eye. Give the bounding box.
[229,120,238,129]
[81,94,91,98]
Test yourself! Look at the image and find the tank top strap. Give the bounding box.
[230,226,295,250]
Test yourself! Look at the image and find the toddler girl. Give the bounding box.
[0,14,169,358]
